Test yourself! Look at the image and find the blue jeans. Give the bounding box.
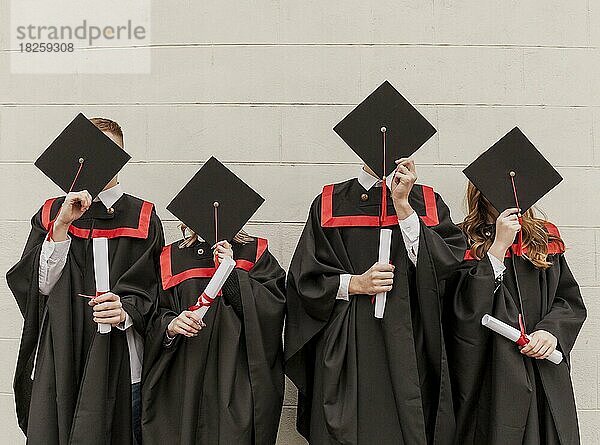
[131,382,142,445]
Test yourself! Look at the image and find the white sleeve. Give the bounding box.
[336,274,351,300]
[398,211,420,266]
[115,312,134,331]
[487,252,507,280]
[164,328,176,347]
[39,238,71,295]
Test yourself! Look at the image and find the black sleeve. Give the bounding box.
[417,192,468,282]
[284,196,354,398]
[115,211,165,336]
[222,270,243,318]
[7,207,48,315]
[286,197,352,323]
[533,254,587,356]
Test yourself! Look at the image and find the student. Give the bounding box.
[445,128,587,445]
[284,82,466,445]
[7,115,164,445]
[142,157,286,445]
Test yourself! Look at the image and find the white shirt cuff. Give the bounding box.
[398,211,419,265]
[487,252,506,279]
[116,312,133,331]
[336,274,351,300]
[164,329,176,347]
[398,211,419,240]
[39,237,71,294]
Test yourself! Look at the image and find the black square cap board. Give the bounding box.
[333,80,436,178]
[166,156,265,246]
[34,113,131,199]
[463,126,563,213]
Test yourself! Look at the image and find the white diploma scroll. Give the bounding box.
[192,256,236,320]
[93,238,112,334]
[374,228,393,319]
[481,314,563,365]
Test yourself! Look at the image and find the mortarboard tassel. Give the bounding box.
[47,157,86,241]
[509,171,524,256]
[213,201,220,268]
[508,171,528,331]
[380,126,388,226]
[69,157,86,192]
[372,127,393,317]
[213,201,223,297]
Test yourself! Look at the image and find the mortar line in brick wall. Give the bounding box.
[0,102,599,108]
[1,42,597,52]
[1,160,599,169]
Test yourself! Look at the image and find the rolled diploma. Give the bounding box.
[93,238,112,334]
[481,314,563,365]
[374,228,393,319]
[192,256,236,319]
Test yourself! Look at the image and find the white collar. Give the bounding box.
[357,168,394,191]
[94,183,124,209]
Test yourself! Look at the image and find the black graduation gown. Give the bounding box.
[284,179,466,445]
[6,194,164,445]
[445,223,587,445]
[141,237,286,445]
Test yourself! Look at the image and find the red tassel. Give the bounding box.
[509,173,524,256]
[380,177,388,226]
[514,217,524,256]
[47,159,86,241]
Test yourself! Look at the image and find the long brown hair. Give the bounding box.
[177,224,253,249]
[461,182,563,269]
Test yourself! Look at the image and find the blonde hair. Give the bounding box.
[461,182,564,269]
[178,224,253,249]
[90,117,124,146]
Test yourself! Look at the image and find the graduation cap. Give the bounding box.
[166,156,265,247]
[35,113,131,199]
[333,80,436,179]
[463,126,563,215]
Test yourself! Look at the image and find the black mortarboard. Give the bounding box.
[333,80,436,178]
[463,126,563,213]
[166,156,265,246]
[34,113,131,199]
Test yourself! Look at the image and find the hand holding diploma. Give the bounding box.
[349,262,394,297]
[520,330,558,360]
[191,254,236,320]
[167,311,205,338]
[167,241,236,338]
[89,292,126,328]
[481,314,563,364]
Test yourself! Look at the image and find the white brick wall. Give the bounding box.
[0,1,598,443]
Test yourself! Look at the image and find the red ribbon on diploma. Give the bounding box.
[189,292,215,312]
[516,313,529,347]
